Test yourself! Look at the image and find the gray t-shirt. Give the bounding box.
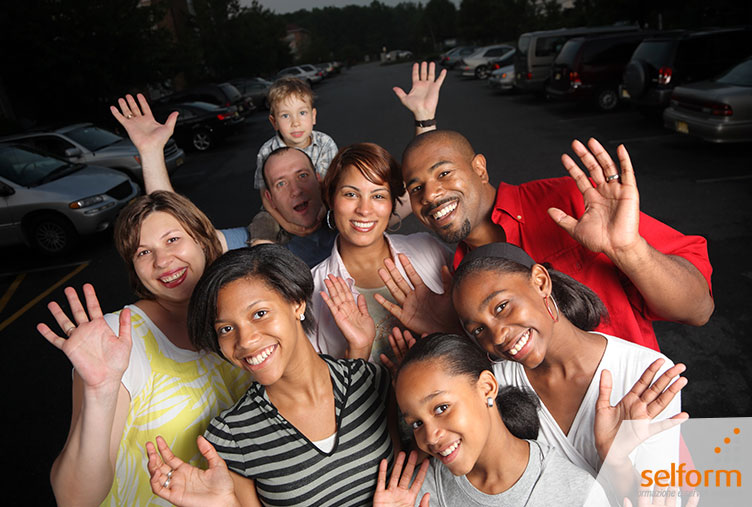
[419,440,611,506]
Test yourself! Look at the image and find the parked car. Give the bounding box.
[0,143,138,254]
[385,50,413,61]
[439,45,477,69]
[276,65,322,86]
[515,25,639,94]
[0,123,185,185]
[547,32,653,111]
[152,101,245,152]
[621,27,752,112]
[459,45,515,79]
[230,77,272,109]
[160,82,255,118]
[663,57,752,143]
[488,64,516,92]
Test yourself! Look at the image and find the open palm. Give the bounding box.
[111,93,178,154]
[321,274,376,355]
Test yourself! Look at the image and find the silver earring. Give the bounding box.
[299,313,306,321]
[487,397,494,408]
[325,209,336,230]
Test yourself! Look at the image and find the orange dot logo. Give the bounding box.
[715,427,740,453]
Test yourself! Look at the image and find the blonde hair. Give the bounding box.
[113,191,223,300]
[268,77,315,115]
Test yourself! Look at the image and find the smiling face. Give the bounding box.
[453,266,554,368]
[263,149,324,229]
[402,136,489,243]
[214,276,307,385]
[331,165,392,248]
[269,95,317,149]
[133,211,207,305]
[397,359,497,477]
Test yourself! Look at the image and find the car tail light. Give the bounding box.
[501,72,507,78]
[569,71,581,88]
[658,66,672,85]
[526,72,532,80]
[217,112,233,120]
[704,102,733,116]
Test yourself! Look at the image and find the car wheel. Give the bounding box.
[28,214,78,255]
[192,129,213,151]
[475,65,489,80]
[596,88,619,112]
[623,60,647,98]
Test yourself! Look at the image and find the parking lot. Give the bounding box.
[3,61,751,505]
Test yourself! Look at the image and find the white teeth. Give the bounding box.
[160,268,186,283]
[245,345,275,366]
[431,201,457,220]
[509,329,530,356]
[439,440,460,457]
[352,221,375,229]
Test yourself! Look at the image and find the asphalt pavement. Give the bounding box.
[2,61,750,505]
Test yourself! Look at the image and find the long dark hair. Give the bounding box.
[454,244,608,331]
[397,333,540,440]
[188,244,315,357]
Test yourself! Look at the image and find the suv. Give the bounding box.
[162,82,255,118]
[0,143,138,255]
[459,45,515,79]
[547,32,653,111]
[621,27,752,111]
[515,25,639,94]
[0,123,185,185]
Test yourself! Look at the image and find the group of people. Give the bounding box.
[38,62,713,506]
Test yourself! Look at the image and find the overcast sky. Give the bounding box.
[246,0,460,15]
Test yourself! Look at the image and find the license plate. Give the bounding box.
[176,157,184,166]
[675,121,689,134]
[621,88,631,99]
[554,73,561,80]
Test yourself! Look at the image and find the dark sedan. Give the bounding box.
[153,101,245,151]
[663,58,752,143]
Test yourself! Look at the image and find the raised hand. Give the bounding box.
[111,93,178,154]
[37,284,131,395]
[373,451,430,507]
[548,138,641,259]
[594,359,688,463]
[146,435,238,507]
[393,61,446,125]
[380,327,417,381]
[321,274,376,360]
[374,254,458,336]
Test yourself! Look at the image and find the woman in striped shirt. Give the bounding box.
[145,244,396,506]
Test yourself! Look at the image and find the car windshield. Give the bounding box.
[631,40,674,68]
[555,39,582,65]
[716,59,752,86]
[0,145,76,186]
[65,125,123,151]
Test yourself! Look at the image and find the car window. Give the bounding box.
[555,40,583,65]
[717,59,752,86]
[14,136,75,157]
[0,145,70,186]
[632,40,675,68]
[536,36,568,57]
[65,126,123,151]
[518,35,531,55]
[585,39,641,65]
[220,84,241,102]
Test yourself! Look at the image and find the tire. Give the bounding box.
[475,65,489,80]
[595,88,619,112]
[623,60,647,98]
[28,214,78,255]
[191,129,214,151]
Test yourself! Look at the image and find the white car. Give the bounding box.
[459,45,515,79]
[0,143,138,254]
[488,64,516,92]
[276,65,323,86]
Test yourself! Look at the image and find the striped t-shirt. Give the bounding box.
[204,355,394,506]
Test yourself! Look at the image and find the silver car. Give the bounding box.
[0,123,185,184]
[459,44,515,79]
[663,57,752,143]
[276,65,323,86]
[0,144,138,255]
[488,64,516,92]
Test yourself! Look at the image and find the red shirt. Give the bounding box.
[453,177,713,351]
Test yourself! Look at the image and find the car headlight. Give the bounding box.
[69,194,106,209]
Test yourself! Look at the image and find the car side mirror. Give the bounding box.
[65,147,82,158]
[0,181,15,197]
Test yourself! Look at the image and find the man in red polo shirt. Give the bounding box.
[380,128,713,351]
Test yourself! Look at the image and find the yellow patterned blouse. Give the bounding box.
[101,305,250,506]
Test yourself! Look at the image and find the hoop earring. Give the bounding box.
[387,212,402,232]
[325,209,336,230]
[487,352,504,365]
[544,294,560,322]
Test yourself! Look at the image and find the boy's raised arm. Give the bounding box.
[393,61,446,136]
[111,93,178,193]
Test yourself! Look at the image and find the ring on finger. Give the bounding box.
[125,113,133,119]
[163,477,171,488]
[606,173,620,182]
[65,326,76,336]
[167,469,174,479]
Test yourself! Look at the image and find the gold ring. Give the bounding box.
[65,326,76,336]
[125,113,133,119]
